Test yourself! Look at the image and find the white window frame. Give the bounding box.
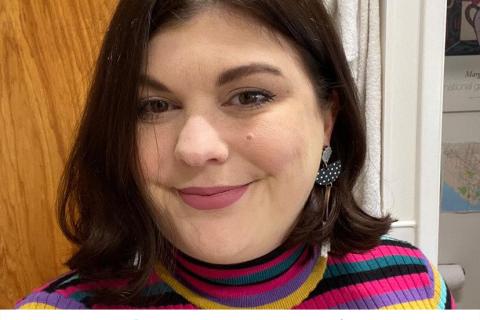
[381,0,447,264]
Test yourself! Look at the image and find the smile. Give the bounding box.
[177,184,250,210]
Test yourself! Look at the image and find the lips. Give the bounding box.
[179,185,245,196]
[177,184,250,210]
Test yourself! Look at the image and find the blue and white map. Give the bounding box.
[441,142,480,212]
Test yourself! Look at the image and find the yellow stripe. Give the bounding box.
[155,256,327,309]
[19,302,58,309]
[380,262,443,310]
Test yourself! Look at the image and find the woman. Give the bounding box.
[16,0,454,309]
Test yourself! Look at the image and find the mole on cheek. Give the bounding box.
[246,133,254,141]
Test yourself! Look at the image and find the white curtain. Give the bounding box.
[324,0,383,217]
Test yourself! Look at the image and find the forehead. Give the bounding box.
[146,7,307,76]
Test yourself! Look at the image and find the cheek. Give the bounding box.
[136,125,170,183]
[240,117,312,176]
[239,103,325,181]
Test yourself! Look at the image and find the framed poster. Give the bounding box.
[440,113,480,213]
[445,0,480,56]
[443,56,480,112]
[441,142,480,212]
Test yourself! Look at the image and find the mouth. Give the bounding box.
[178,185,249,196]
[177,183,251,210]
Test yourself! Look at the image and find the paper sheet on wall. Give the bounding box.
[444,56,480,112]
[441,142,480,212]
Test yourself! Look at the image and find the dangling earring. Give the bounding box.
[315,146,342,257]
[315,146,341,186]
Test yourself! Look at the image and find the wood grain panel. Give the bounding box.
[0,0,117,308]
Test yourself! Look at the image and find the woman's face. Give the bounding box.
[137,7,335,264]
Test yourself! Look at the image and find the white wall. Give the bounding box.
[439,213,480,309]
[438,90,480,308]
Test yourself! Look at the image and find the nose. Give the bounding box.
[174,115,229,167]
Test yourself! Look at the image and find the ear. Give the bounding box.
[323,90,339,146]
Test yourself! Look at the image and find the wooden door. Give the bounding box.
[0,0,117,308]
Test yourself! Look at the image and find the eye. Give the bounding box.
[229,90,276,108]
[137,98,177,122]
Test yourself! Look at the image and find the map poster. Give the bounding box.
[441,142,480,212]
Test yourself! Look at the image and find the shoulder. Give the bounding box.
[323,236,455,309]
[15,269,190,309]
[16,271,90,309]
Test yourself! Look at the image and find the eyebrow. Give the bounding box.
[140,63,285,93]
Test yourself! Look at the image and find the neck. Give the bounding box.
[156,242,328,309]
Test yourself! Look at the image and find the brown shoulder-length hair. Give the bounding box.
[58,0,393,305]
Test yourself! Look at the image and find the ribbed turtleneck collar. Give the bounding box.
[155,243,328,309]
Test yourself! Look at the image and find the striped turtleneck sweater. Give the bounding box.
[15,237,455,309]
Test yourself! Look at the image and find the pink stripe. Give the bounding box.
[147,272,163,285]
[92,303,198,309]
[298,272,430,309]
[34,271,77,292]
[347,252,396,307]
[55,278,129,297]
[35,271,160,297]
[92,304,136,309]
[175,244,302,279]
[54,272,161,297]
[328,245,423,265]
[294,296,327,309]
[36,282,56,292]
[175,248,310,298]
[451,296,457,309]
[379,244,430,308]
[156,304,197,309]
[333,253,374,309]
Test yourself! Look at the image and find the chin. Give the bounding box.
[177,238,262,264]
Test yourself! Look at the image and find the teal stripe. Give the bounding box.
[143,282,174,296]
[200,245,305,285]
[67,283,173,301]
[324,255,424,278]
[70,291,93,301]
[381,234,401,241]
[438,272,447,309]
[380,234,394,240]
[57,274,80,287]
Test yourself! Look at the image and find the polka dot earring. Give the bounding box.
[315,146,342,186]
[315,145,341,258]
